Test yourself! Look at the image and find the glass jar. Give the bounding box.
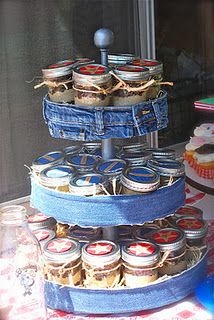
[147,159,185,187]
[69,173,108,196]
[0,205,47,320]
[32,150,64,176]
[117,225,133,242]
[122,142,149,154]
[133,224,159,240]
[39,165,76,192]
[149,228,187,276]
[111,65,150,106]
[74,58,95,65]
[145,147,176,160]
[175,217,208,247]
[28,213,57,232]
[32,228,56,250]
[68,226,102,247]
[108,53,136,67]
[122,150,152,166]
[82,240,121,288]
[43,238,82,286]
[42,60,76,103]
[175,206,203,220]
[66,153,98,173]
[122,240,160,287]
[121,166,160,195]
[96,158,127,194]
[130,58,163,100]
[82,142,102,158]
[63,144,83,157]
[73,63,112,106]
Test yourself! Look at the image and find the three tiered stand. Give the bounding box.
[31,29,208,314]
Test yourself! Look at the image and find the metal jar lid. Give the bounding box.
[145,148,176,160]
[42,60,75,78]
[117,225,133,238]
[33,228,56,245]
[28,213,57,231]
[113,65,150,81]
[43,237,81,262]
[63,144,83,156]
[122,240,160,267]
[32,151,64,173]
[39,165,76,187]
[96,159,127,177]
[69,173,108,196]
[74,58,95,65]
[176,217,208,240]
[82,142,102,158]
[121,166,160,192]
[68,226,101,242]
[149,228,186,252]
[147,159,185,177]
[131,59,163,75]
[82,240,120,266]
[73,63,111,85]
[175,206,203,219]
[123,142,148,154]
[122,151,152,166]
[133,225,159,240]
[66,153,98,172]
[108,53,136,65]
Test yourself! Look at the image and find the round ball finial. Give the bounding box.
[94,28,114,49]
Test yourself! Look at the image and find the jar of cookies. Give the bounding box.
[122,240,160,287]
[66,153,98,173]
[69,173,108,196]
[82,240,121,288]
[175,206,203,220]
[73,64,112,106]
[43,238,82,286]
[68,226,102,247]
[122,150,152,166]
[32,228,56,250]
[32,151,64,176]
[28,213,57,232]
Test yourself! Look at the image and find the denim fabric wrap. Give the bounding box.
[42,92,168,141]
[45,251,208,314]
[30,177,185,227]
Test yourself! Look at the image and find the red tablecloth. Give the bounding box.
[48,220,214,320]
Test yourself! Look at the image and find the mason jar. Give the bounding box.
[108,53,136,67]
[69,173,108,196]
[39,165,76,192]
[68,226,102,247]
[73,63,112,106]
[111,65,150,106]
[74,58,95,65]
[32,228,56,250]
[145,148,176,160]
[147,159,185,187]
[117,225,133,243]
[66,153,98,173]
[122,240,160,287]
[63,144,83,157]
[175,206,203,220]
[133,224,159,240]
[96,158,127,194]
[31,151,64,176]
[121,166,160,195]
[130,58,163,99]
[122,142,148,154]
[82,240,121,288]
[149,227,187,276]
[42,60,76,103]
[82,142,102,158]
[122,150,152,166]
[175,217,208,248]
[28,213,57,232]
[43,238,82,286]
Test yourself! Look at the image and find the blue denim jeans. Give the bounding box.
[43,91,168,141]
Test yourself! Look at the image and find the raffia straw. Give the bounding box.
[99,183,111,196]
[34,79,72,90]
[112,178,117,196]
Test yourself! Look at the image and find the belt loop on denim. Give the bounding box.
[131,104,142,135]
[42,97,48,124]
[151,99,161,129]
[95,107,105,135]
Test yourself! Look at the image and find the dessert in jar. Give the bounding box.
[32,228,56,250]
[122,240,160,287]
[111,65,150,106]
[69,173,108,196]
[31,151,64,176]
[149,228,187,276]
[82,240,121,288]
[96,158,127,194]
[122,150,152,166]
[147,159,185,187]
[120,166,160,195]
[39,165,76,192]
[42,60,76,103]
[133,224,159,240]
[175,217,208,248]
[130,58,163,99]
[28,213,57,232]
[108,53,136,67]
[68,226,102,247]
[43,238,82,286]
[145,147,176,160]
[73,63,112,106]
[175,205,203,220]
[66,153,98,173]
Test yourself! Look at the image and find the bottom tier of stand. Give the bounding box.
[45,250,207,314]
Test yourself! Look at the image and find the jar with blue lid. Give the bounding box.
[120,166,160,195]
[69,173,108,196]
[32,151,64,175]
[147,159,185,187]
[96,158,127,194]
[111,65,150,106]
[39,165,77,192]
[66,153,98,173]
[68,226,102,246]
[122,150,152,166]
[63,144,82,156]
[122,142,148,154]
[42,60,76,103]
[82,142,102,158]
[145,148,176,160]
